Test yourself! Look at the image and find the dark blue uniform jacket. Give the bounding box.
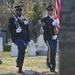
[42,16,54,42]
[8,16,30,43]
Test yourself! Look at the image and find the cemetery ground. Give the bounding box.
[0,51,59,75]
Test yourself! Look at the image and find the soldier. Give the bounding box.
[8,4,30,73]
[41,5,59,73]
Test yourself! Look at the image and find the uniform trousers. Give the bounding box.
[46,39,57,71]
[14,38,27,70]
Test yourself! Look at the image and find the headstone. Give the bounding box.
[36,34,48,56]
[28,40,36,56]
[0,31,7,44]
[59,0,75,75]
[0,37,3,52]
[11,43,18,57]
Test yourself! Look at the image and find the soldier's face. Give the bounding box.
[48,10,54,16]
[16,9,22,17]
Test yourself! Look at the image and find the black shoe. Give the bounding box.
[18,70,23,73]
[50,70,57,73]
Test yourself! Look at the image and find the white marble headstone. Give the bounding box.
[0,37,3,52]
[28,40,36,56]
[11,43,18,57]
[37,34,48,51]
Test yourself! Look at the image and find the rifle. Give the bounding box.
[6,1,20,28]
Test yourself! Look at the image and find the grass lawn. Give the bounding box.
[0,51,59,75]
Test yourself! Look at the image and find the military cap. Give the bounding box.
[46,5,54,11]
[14,4,23,11]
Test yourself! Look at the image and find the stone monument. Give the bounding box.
[28,40,36,56]
[36,34,48,56]
[59,0,75,75]
[11,43,18,57]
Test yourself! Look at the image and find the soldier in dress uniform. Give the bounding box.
[41,5,59,73]
[8,4,30,73]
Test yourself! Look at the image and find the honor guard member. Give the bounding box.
[8,4,30,73]
[41,5,58,73]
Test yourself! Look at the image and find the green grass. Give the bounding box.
[0,52,59,74]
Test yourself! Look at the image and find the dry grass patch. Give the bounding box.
[0,52,59,75]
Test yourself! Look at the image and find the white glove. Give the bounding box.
[52,19,59,26]
[52,35,58,40]
[24,18,29,25]
[16,27,22,33]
